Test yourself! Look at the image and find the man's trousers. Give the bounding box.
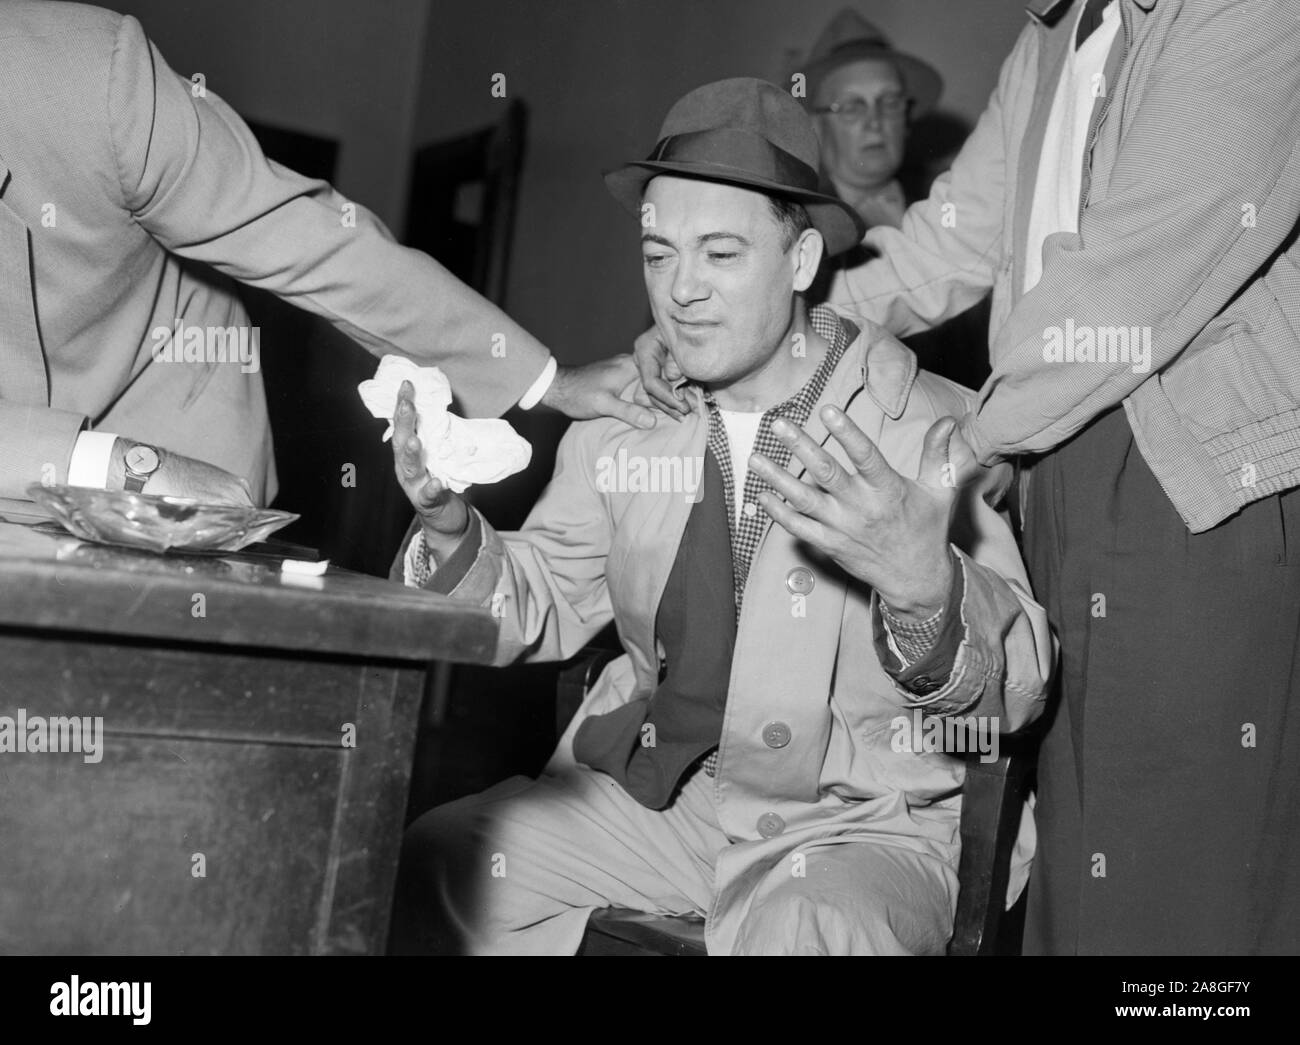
[389,761,958,955]
[1023,407,1300,954]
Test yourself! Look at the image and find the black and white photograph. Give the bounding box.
[0,0,1294,1010]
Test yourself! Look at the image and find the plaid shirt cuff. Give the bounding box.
[402,513,483,594]
[879,599,945,666]
[873,550,966,697]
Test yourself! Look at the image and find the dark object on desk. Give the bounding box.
[557,648,1035,956]
[0,523,497,955]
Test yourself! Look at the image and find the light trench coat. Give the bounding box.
[431,321,1055,952]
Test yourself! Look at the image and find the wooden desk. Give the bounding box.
[0,523,497,955]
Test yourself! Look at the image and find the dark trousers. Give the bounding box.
[1022,408,1300,955]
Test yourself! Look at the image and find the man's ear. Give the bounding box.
[791,227,825,293]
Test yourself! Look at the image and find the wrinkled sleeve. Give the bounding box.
[967,2,1300,463]
[825,24,1031,336]
[390,421,616,665]
[106,13,550,418]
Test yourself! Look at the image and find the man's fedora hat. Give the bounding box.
[604,78,866,256]
[799,8,943,117]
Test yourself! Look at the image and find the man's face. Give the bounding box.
[640,176,812,389]
[813,59,908,191]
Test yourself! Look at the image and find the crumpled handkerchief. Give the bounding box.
[357,355,532,493]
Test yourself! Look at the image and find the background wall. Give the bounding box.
[110,0,430,228]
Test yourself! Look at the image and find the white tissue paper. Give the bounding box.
[357,355,532,493]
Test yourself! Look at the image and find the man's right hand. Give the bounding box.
[391,380,472,566]
[108,440,255,507]
[632,326,692,418]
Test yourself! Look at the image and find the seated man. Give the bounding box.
[388,79,1053,956]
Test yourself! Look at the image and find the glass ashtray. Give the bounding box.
[26,483,299,555]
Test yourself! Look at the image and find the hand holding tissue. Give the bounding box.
[358,355,531,492]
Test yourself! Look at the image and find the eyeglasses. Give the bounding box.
[812,94,909,124]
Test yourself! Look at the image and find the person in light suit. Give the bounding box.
[386,79,1054,955]
[0,1,651,509]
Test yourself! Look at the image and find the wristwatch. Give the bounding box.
[123,442,162,494]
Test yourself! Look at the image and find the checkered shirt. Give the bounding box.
[704,305,850,611]
[698,306,847,776]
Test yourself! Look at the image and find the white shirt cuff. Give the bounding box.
[67,431,119,489]
[517,356,558,410]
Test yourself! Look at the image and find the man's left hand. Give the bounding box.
[541,356,657,429]
[751,407,973,620]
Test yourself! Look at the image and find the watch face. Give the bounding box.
[125,445,160,475]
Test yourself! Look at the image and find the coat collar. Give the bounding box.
[809,304,918,422]
[852,317,918,421]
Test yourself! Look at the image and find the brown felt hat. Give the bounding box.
[798,8,943,117]
[604,78,867,256]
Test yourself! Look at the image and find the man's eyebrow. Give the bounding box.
[639,231,752,248]
[698,232,751,247]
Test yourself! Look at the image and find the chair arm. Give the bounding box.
[947,739,1034,956]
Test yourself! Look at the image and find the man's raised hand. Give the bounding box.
[392,380,471,563]
[751,407,972,620]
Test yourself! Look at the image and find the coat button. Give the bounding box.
[785,567,815,595]
[909,675,941,694]
[762,721,791,748]
[757,812,786,838]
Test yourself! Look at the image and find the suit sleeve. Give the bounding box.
[104,13,549,419]
[824,24,1030,336]
[0,404,86,499]
[390,420,617,666]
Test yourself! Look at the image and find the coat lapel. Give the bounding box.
[0,159,49,406]
[604,388,710,689]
